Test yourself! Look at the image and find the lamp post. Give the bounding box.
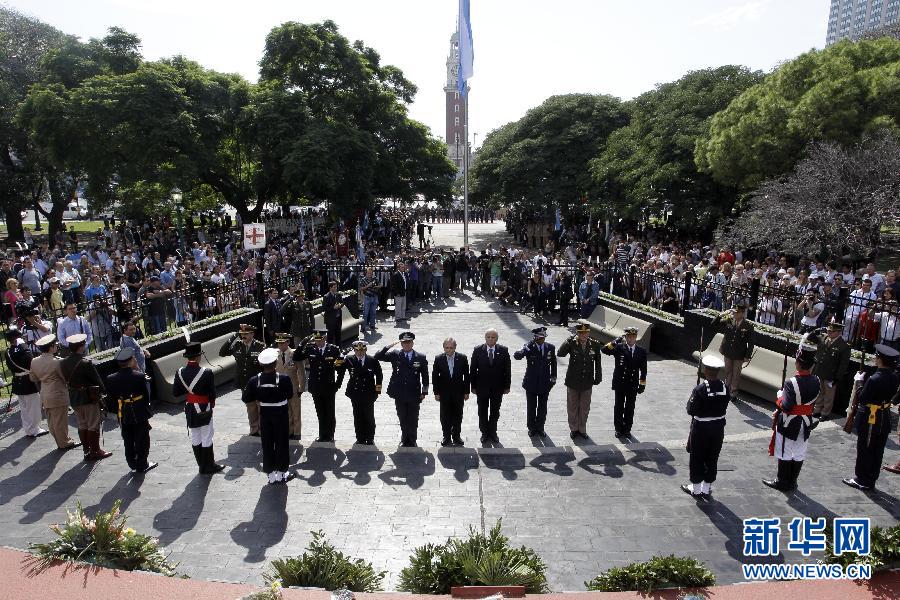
[171,187,185,257]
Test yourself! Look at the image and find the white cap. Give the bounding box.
[258,348,278,365]
[701,355,725,369]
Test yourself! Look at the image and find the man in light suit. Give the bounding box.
[275,332,304,439]
[375,331,429,447]
[470,328,512,444]
[432,337,470,446]
[29,334,81,450]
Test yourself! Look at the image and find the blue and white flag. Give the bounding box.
[458,0,473,95]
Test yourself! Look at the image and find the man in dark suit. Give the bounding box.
[470,328,511,444]
[336,340,383,445]
[263,287,283,345]
[323,280,344,345]
[295,330,343,442]
[514,326,557,438]
[601,326,648,438]
[391,262,409,322]
[375,331,429,447]
[432,337,470,446]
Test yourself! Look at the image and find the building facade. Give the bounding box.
[827,0,900,45]
[445,31,469,172]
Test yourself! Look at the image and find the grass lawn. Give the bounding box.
[0,220,105,237]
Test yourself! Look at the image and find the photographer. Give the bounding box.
[797,291,824,334]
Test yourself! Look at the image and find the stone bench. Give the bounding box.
[691,332,785,402]
[577,305,653,350]
[152,332,236,405]
[313,305,362,346]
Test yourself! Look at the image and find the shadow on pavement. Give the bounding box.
[378,449,435,489]
[154,474,211,546]
[334,447,385,485]
[577,445,626,478]
[0,447,65,506]
[230,483,288,563]
[437,447,478,482]
[529,448,575,476]
[294,445,346,487]
[19,461,95,524]
[625,443,677,476]
[478,448,526,481]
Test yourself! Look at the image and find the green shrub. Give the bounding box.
[28,499,177,576]
[823,523,900,572]
[264,530,385,592]
[585,555,715,593]
[238,581,284,600]
[398,521,548,594]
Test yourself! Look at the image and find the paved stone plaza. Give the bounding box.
[0,222,897,591]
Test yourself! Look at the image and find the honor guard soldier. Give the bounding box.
[219,323,265,436]
[244,348,295,484]
[4,326,49,438]
[601,326,648,439]
[842,344,900,491]
[296,330,342,442]
[514,327,557,438]
[558,323,603,440]
[336,340,383,445]
[283,288,315,346]
[711,305,755,402]
[682,355,729,499]
[763,343,820,492]
[61,333,112,461]
[432,337,470,447]
[812,318,851,420]
[29,334,80,450]
[105,348,156,473]
[274,333,304,439]
[173,342,225,475]
[375,332,429,447]
[469,329,511,444]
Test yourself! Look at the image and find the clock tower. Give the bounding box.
[445,30,468,172]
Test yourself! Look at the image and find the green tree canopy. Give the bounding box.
[591,66,762,232]
[696,38,900,189]
[470,94,627,213]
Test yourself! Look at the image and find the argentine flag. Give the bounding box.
[458,0,473,95]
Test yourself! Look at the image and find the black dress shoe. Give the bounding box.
[140,462,158,474]
[490,433,500,443]
[289,434,302,440]
[527,430,537,437]
[480,434,489,443]
[570,431,579,440]
[314,437,334,443]
[762,478,790,491]
[842,477,872,491]
[614,430,625,438]
[441,438,452,447]
[249,432,261,437]
[539,430,548,437]
[452,438,464,446]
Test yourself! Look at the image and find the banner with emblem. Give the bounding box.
[243,223,267,249]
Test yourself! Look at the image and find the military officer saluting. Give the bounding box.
[173,342,225,475]
[375,332,429,447]
[105,347,156,473]
[283,288,315,346]
[601,326,648,439]
[711,305,754,402]
[274,333,304,439]
[337,340,383,445]
[682,355,730,499]
[219,323,265,436]
[842,344,900,491]
[558,323,603,440]
[296,330,343,442]
[4,326,49,438]
[812,318,851,420]
[243,348,295,484]
[514,327,557,438]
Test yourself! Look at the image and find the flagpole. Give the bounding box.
[464,90,469,247]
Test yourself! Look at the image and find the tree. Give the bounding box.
[715,131,900,261]
[0,6,69,241]
[591,66,762,232]
[696,38,900,189]
[470,94,627,214]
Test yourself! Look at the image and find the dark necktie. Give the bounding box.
[489,347,494,364]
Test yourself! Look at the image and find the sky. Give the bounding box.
[6,0,829,149]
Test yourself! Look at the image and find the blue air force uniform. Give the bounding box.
[375,332,429,447]
[513,327,557,436]
[337,341,383,445]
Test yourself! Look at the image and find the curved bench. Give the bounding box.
[577,306,653,350]
[152,332,236,405]
[692,332,785,402]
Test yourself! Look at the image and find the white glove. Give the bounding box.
[854,371,866,383]
[826,380,833,389]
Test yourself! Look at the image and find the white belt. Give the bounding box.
[261,400,288,407]
[694,415,726,422]
[14,372,30,377]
